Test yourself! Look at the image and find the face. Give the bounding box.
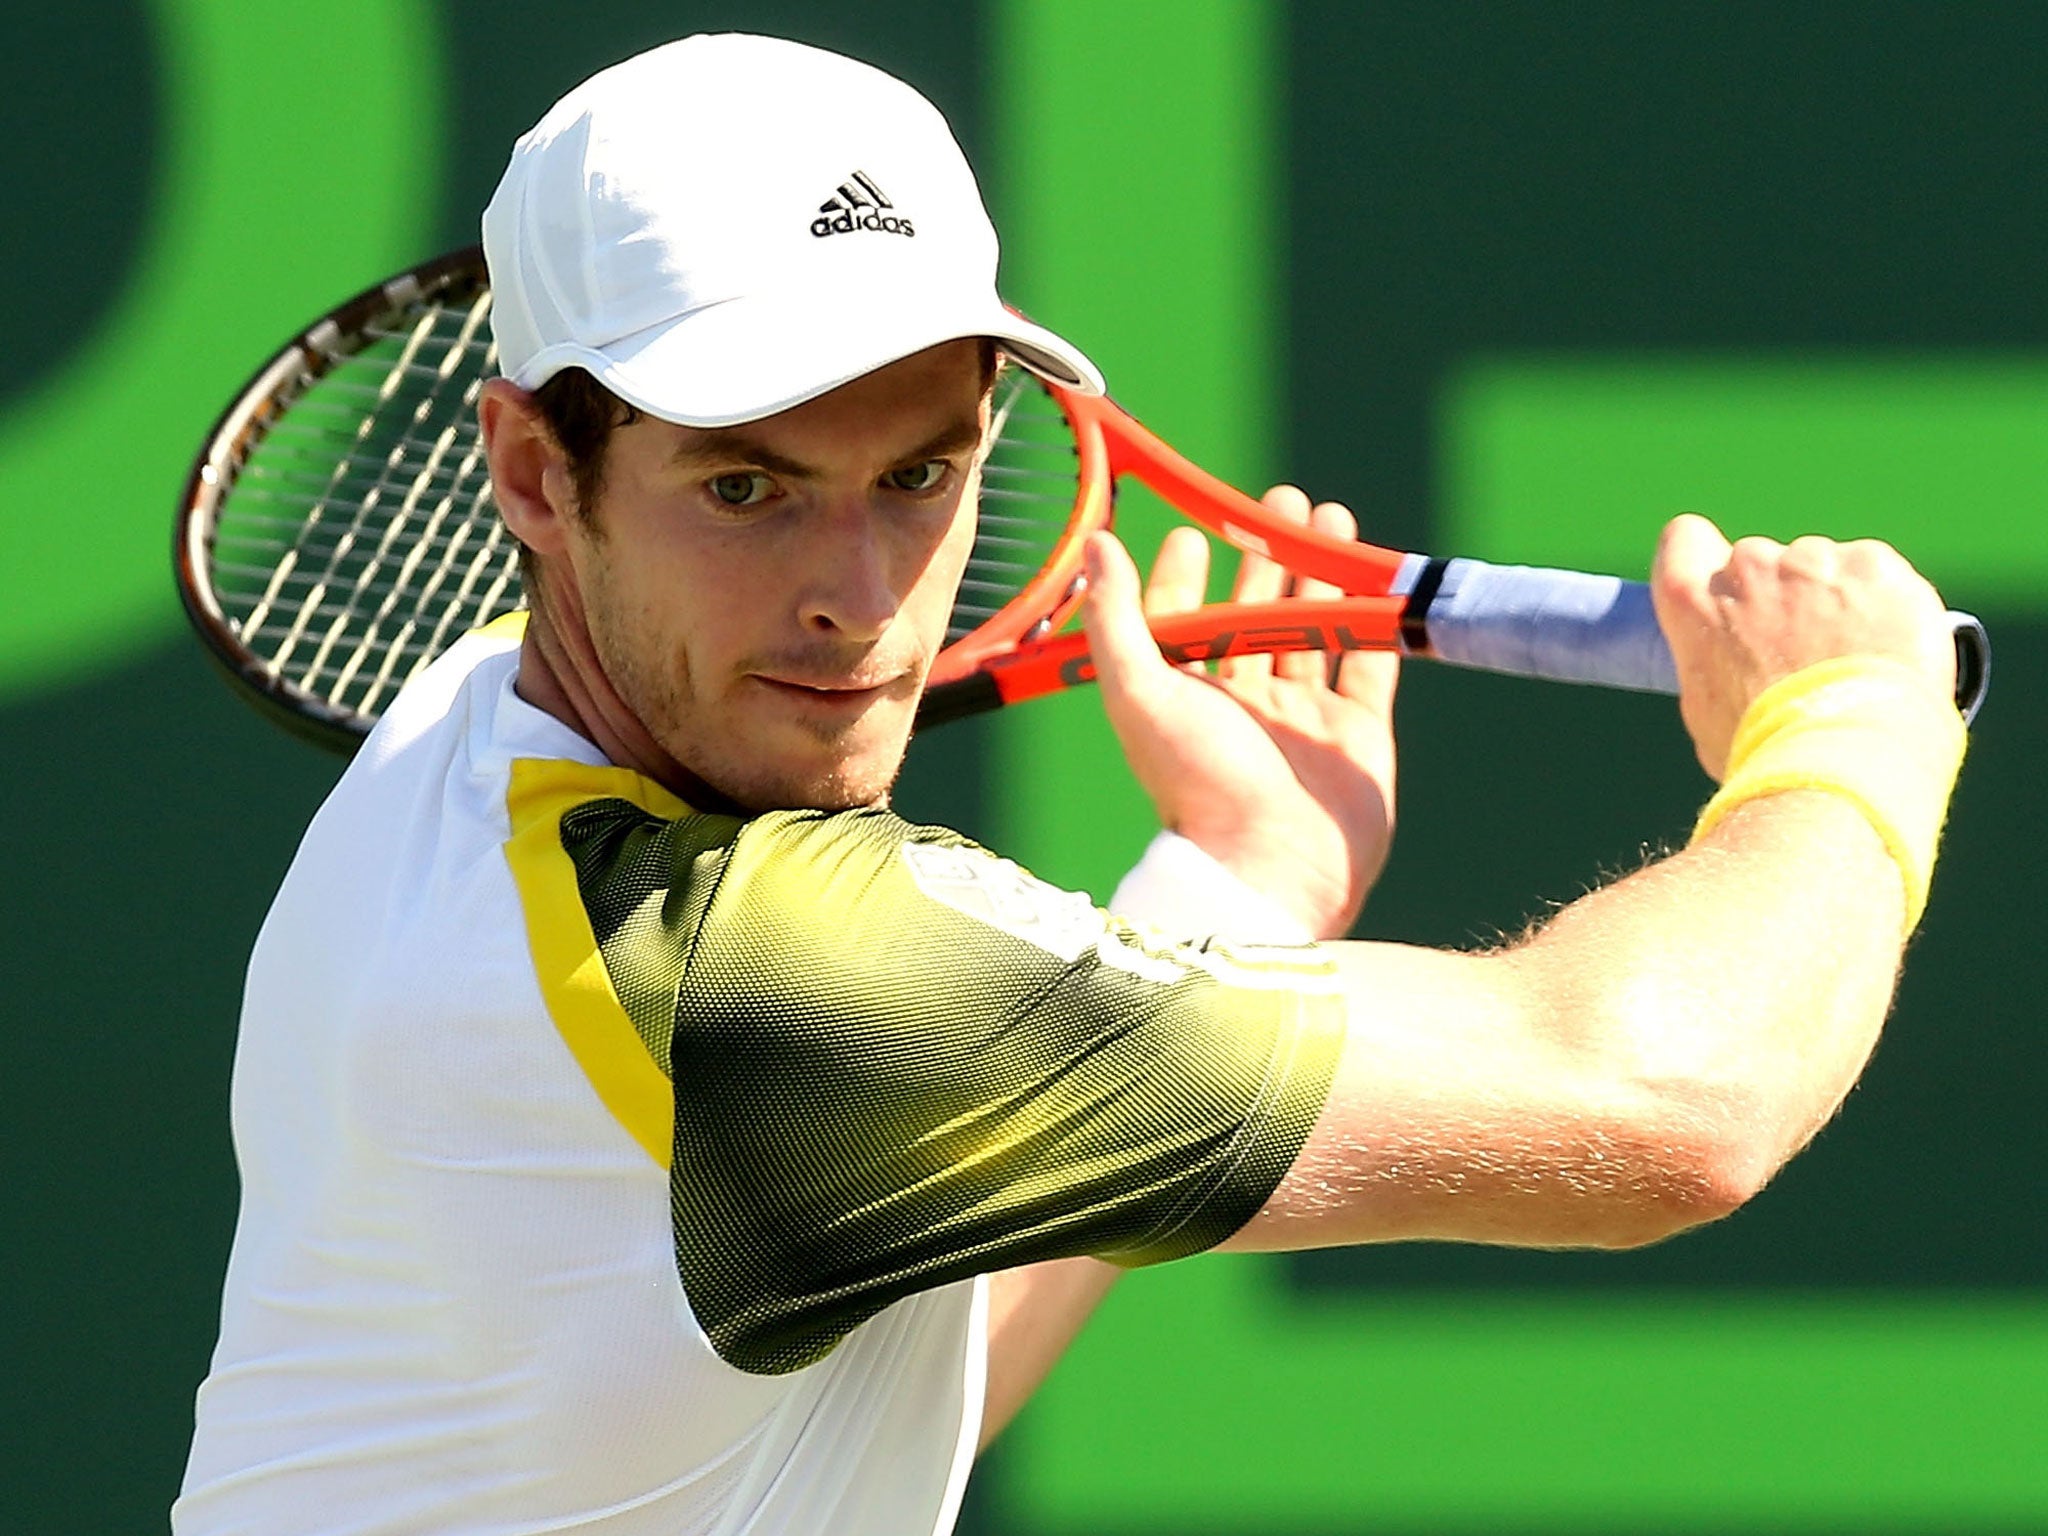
[550,340,989,811]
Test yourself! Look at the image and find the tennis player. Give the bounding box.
[175,33,1967,1536]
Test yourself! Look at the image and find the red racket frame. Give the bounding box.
[920,382,1418,723]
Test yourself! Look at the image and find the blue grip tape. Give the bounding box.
[1419,560,1679,693]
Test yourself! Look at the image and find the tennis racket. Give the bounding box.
[176,246,1991,753]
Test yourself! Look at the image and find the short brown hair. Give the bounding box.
[531,367,642,518]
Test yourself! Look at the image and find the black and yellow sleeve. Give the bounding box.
[543,784,1345,1375]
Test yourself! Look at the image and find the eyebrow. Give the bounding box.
[668,411,987,479]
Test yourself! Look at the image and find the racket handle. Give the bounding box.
[1414,559,1990,724]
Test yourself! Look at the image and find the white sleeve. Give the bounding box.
[1109,831,1316,946]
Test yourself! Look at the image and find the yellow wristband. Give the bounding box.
[1691,655,1967,933]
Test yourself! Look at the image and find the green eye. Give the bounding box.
[885,460,947,492]
[710,472,772,506]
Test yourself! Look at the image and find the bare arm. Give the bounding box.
[1085,508,1961,1255]
[979,1257,1122,1451]
[1226,786,1903,1251]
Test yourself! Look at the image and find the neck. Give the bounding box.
[513,581,732,812]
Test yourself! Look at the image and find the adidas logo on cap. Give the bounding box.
[811,170,916,238]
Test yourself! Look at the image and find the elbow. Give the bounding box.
[1602,1096,1794,1249]
[1584,1172,1744,1252]
[1564,986,1834,1247]
[1688,1104,1800,1224]
[1477,1097,1787,1254]
[1605,1157,1757,1250]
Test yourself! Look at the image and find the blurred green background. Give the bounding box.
[3,2,2041,1531]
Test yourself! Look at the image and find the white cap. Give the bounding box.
[482,33,1104,426]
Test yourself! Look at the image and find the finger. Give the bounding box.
[1334,646,1400,720]
[1232,485,1307,604]
[1717,534,1787,608]
[1144,526,1214,675]
[1274,500,1359,684]
[1290,500,1357,603]
[1783,533,1843,581]
[1144,526,1212,620]
[1651,512,1733,624]
[1650,514,1742,779]
[1081,531,1179,712]
[1220,485,1311,687]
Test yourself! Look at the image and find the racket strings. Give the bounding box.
[213,283,524,718]
[228,426,492,485]
[237,297,473,634]
[210,322,1087,717]
[951,374,1083,641]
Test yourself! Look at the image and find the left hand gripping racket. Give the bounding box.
[177,246,1990,754]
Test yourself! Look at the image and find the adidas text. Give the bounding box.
[811,208,916,238]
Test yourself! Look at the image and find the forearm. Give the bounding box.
[1233,777,1927,1254]
[980,1256,1122,1451]
[1505,786,1905,1198]
[1507,651,1965,1195]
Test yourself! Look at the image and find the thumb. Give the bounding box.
[1652,513,1732,604]
[1080,531,1175,709]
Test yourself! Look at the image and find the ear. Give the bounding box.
[479,378,578,556]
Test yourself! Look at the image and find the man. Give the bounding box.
[175,32,1967,1536]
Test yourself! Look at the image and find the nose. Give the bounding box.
[798,501,899,643]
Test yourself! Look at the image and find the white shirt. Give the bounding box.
[176,630,985,1535]
[177,625,1326,1535]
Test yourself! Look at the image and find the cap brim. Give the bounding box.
[513,290,1103,427]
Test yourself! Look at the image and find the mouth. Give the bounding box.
[752,672,908,709]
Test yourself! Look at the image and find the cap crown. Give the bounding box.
[486,34,999,387]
